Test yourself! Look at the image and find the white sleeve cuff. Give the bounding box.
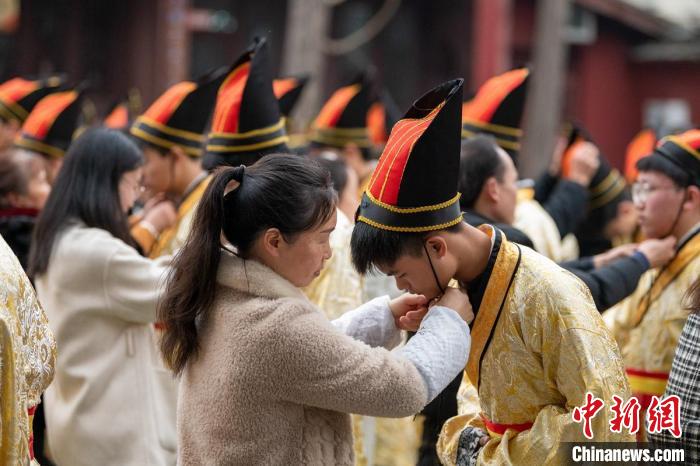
[331,296,402,349]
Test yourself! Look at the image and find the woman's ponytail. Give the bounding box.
[158,166,242,374]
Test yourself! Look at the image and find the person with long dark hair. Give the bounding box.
[29,128,178,466]
[159,153,473,465]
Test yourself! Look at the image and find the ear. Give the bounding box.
[684,185,700,211]
[261,228,284,257]
[483,177,500,203]
[169,145,187,161]
[425,235,448,259]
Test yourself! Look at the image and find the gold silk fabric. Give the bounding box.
[0,235,56,464]
[438,230,633,465]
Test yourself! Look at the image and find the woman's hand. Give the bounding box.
[389,293,429,332]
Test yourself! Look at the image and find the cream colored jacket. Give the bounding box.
[35,224,175,466]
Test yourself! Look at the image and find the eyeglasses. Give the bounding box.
[631,182,682,204]
[122,176,145,195]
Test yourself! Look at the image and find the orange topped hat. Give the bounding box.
[273,74,309,117]
[309,73,374,149]
[461,68,529,160]
[652,128,700,186]
[624,128,657,183]
[104,102,130,129]
[355,79,464,233]
[130,66,231,157]
[14,88,83,159]
[203,37,289,169]
[0,76,64,124]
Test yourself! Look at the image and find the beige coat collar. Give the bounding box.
[217,249,307,301]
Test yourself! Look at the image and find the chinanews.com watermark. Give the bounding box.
[564,443,685,465]
[562,392,686,464]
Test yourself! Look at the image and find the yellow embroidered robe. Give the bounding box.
[0,235,56,464]
[438,227,633,466]
[603,229,700,436]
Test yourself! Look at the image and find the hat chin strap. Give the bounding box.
[423,242,446,297]
[662,189,687,239]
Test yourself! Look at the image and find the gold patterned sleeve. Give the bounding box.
[1,236,56,463]
[477,307,634,464]
[436,376,486,465]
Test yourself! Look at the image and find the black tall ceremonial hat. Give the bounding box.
[461,68,529,161]
[203,37,289,169]
[0,76,65,124]
[309,72,374,149]
[356,79,464,233]
[130,65,231,157]
[273,74,309,117]
[15,87,84,159]
[653,129,700,186]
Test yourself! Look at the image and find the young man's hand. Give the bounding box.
[435,288,474,324]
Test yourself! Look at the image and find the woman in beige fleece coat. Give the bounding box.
[158,154,473,465]
[29,129,178,466]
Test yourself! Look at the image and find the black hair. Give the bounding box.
[459,135,507,209]
[637,154,691,188]
[28,128,144,278]
[159,153,337,374]
[316,154,349,196]
[351,221,462,275]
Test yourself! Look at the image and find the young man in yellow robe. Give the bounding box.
[128,65,225,257]
[350,78,634,466]
[132,38,289,258]
[603,129,700,440]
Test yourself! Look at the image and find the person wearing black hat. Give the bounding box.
[350,78,633,465]
[0,76,63,152]
[14,88,83,184]
[129,61,234,258]
[462,69,595,262]
[603,129,700,441]
[459,134,675,312]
